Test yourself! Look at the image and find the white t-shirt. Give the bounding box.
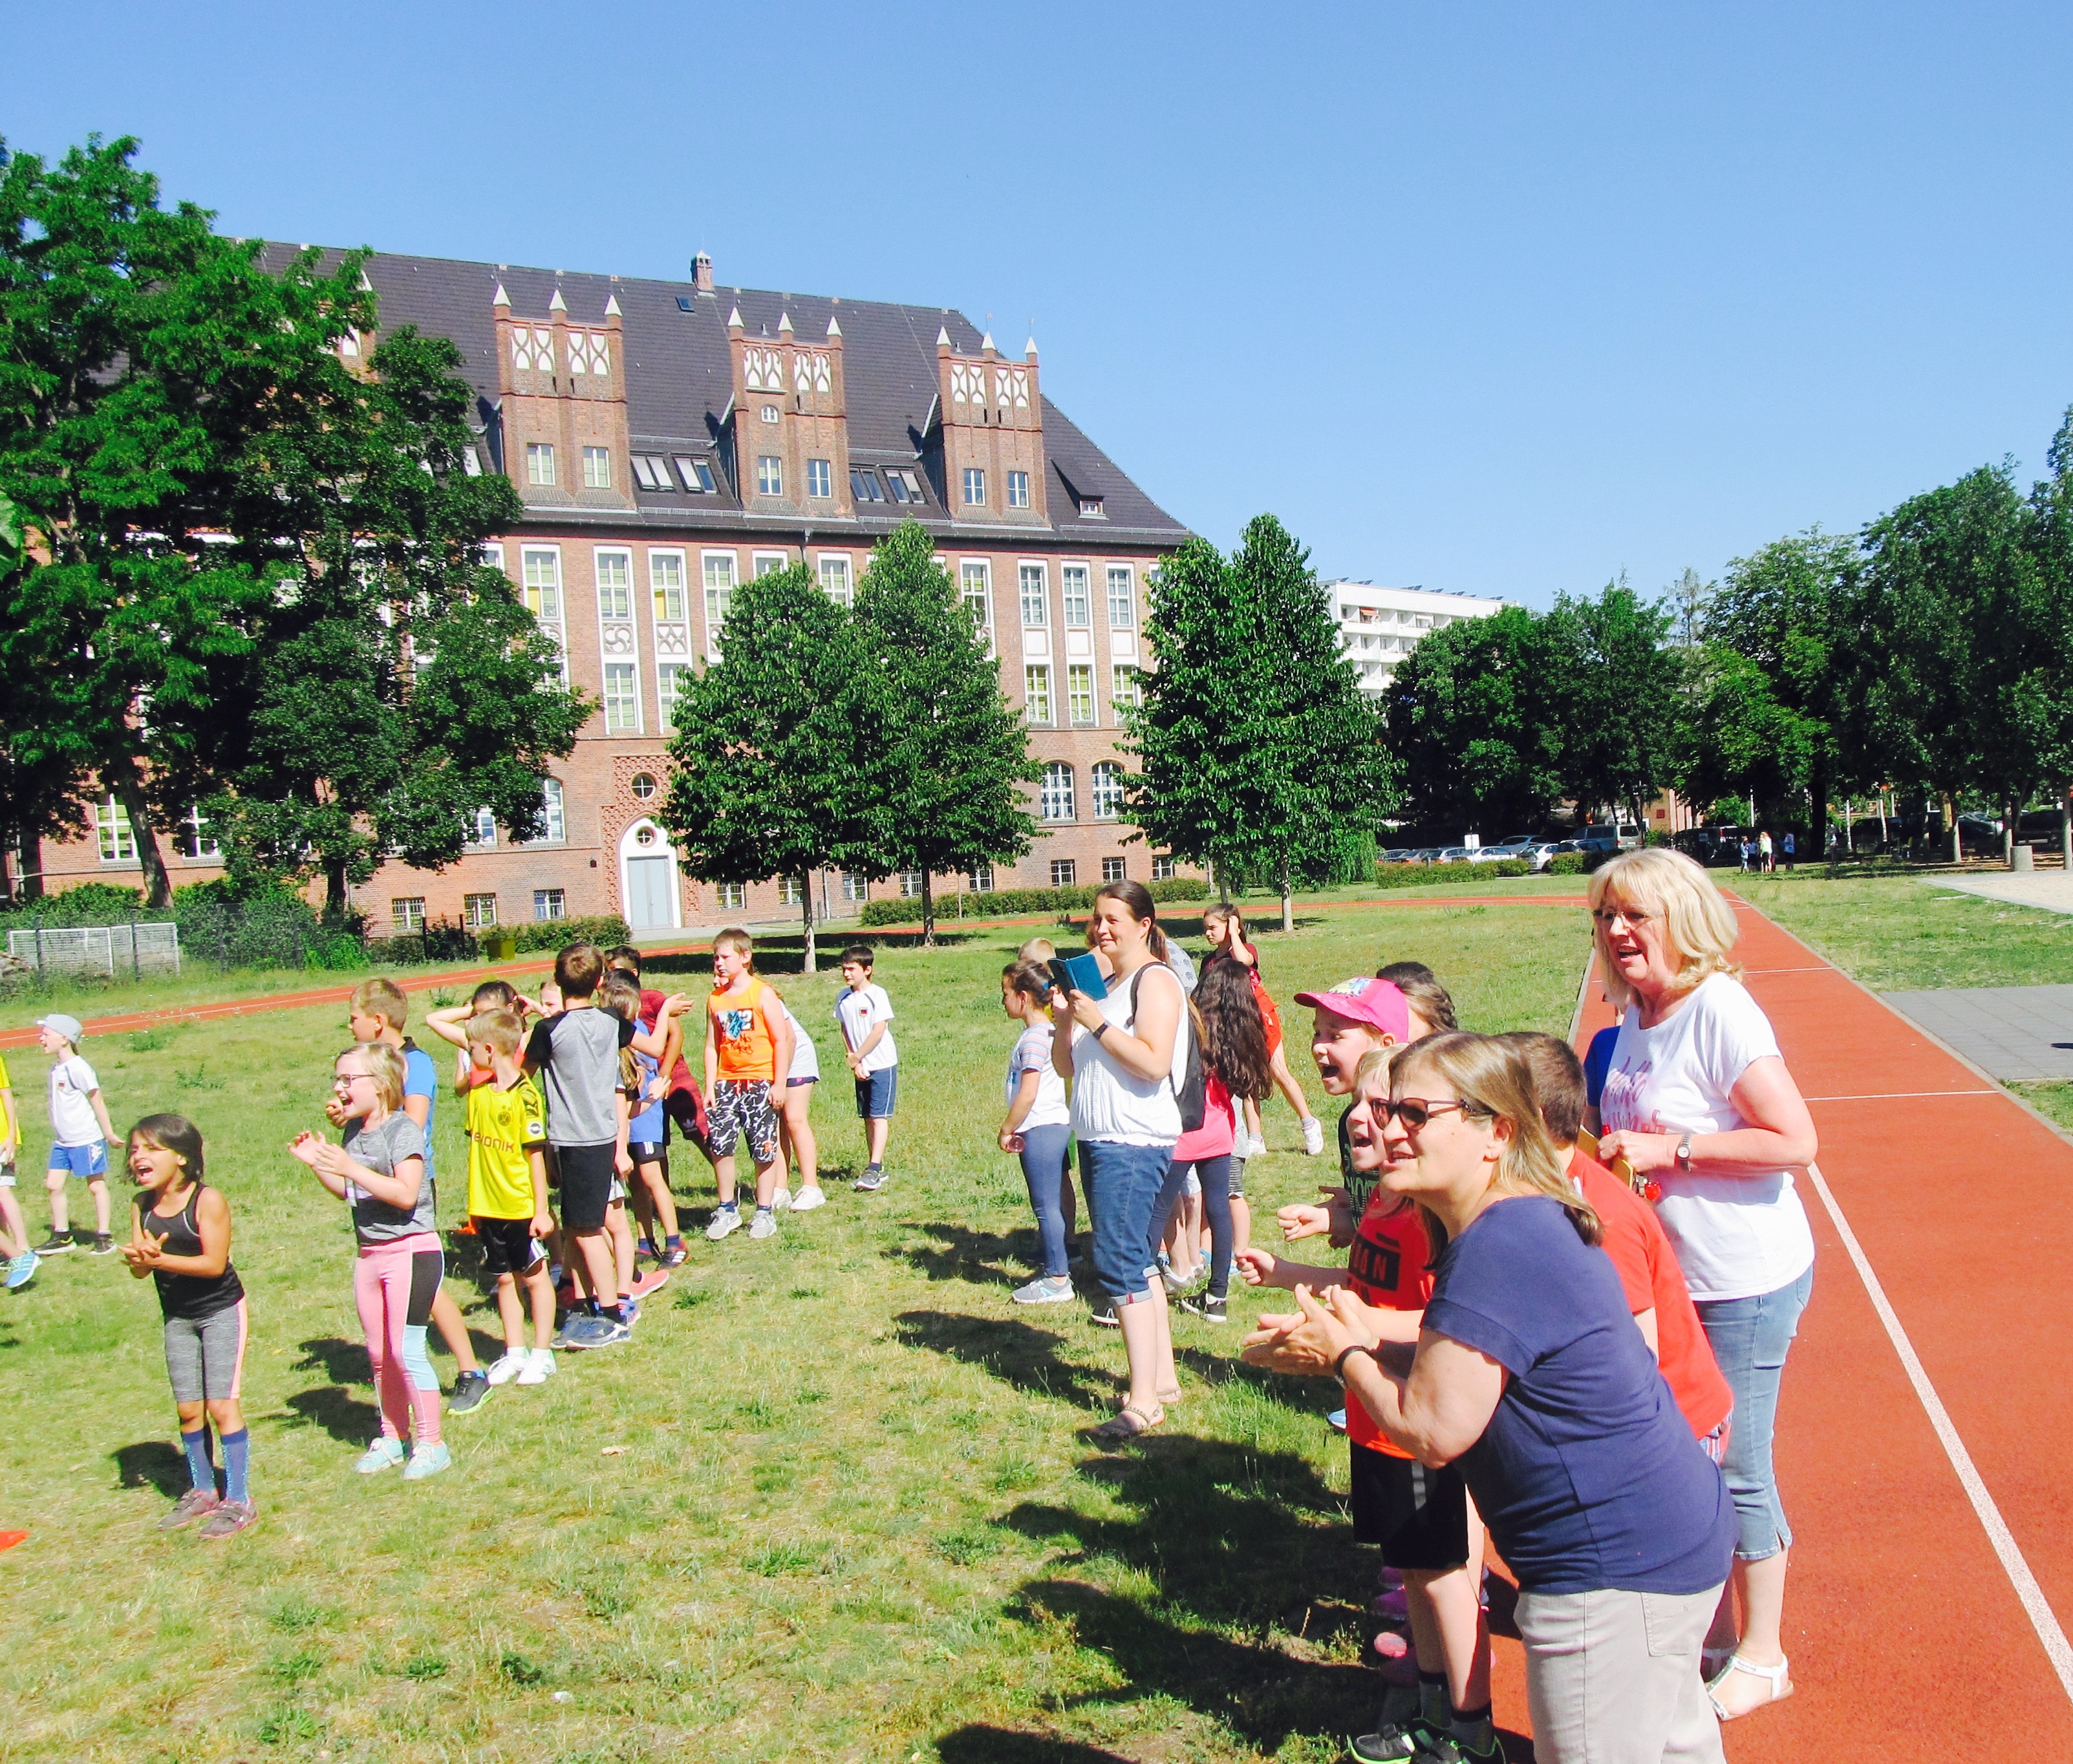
[1005,1022,1069,1129]
[835,983,897,1074]
[48,1055,102,1146]
[1069,962,1189,1147]
[780,999,818,1082]
[1598,973,1816,1302]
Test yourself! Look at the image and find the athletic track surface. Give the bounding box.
[9,890,2060,1760]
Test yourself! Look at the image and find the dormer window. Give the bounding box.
[883,468,927,506]
[1079,495,1106,519]
[631,455,674,491]
[674,456,715,493]
[852,468,885,502]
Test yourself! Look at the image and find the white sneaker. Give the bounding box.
[771,1187,793,1211]
[706,1207,742,1241]
[517,1348,556,1386]
[1301,1116,1325,1156]
[1248,1133,1269,1160]
[486,1350,530,1386]
[1013,1275,1074,1305]
[748,1207,777,1240]
[789,1185,827,1212]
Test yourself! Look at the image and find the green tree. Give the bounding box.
[2021,409,2073,861]
[659,563,879,972]
[852,521,1036,945]
[1129,516,1395,930]
[1550,579,1684,832]
[1383,605,1567,838]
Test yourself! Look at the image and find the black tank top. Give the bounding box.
[138,1186,245,1321]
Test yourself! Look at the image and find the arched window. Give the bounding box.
[1040,762,1075,823]
[528,777,566,845]
[1090,762,1125,821]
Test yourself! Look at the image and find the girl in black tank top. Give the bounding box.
[138,1182,245,1319]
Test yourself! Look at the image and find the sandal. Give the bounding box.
[1700,1644,1737,1680]
[1090,1401,1165,1443]
[1706,1653,1792,1720]
[1155,1385,1183,1406]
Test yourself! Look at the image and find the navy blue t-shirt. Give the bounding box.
[1582,1026,1618,1110]
[1423,1195,1735,1596]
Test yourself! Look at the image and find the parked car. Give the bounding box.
[1491,834,1536,852]
[1521,841,1570,872]
[1437,846,1480,863]
[2019,808,2068,849]
[1580,822,1643,853]
[1381,847,1420,865]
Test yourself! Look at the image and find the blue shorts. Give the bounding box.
[854,1066,897,1119]
[49,1141,109,1178]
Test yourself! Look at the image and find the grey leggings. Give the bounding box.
[164,1300,248,1404]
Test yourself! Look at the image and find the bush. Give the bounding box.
[510,915,630,955]
[1371,858,1534,889]
[0,881,146,932]
[171,880,347,971]
[1545,851,1592,875]
[857,877,1207,928]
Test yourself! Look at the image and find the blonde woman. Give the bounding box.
[1589,847,1817,1721]
[1245,1033,1734,1764]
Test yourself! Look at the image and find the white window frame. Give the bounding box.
[752,551,788,579]
[521,546,564,620]
[1050,859,1078,887]
[466,806,498,848]
[464,892,499,929]
[582,446,612,489]
[1007,469,1031,510]
[841,872,869,903]
[527,778,566,847]
[179,805,219,860]
[1091,761,1126,821]
[1018,561,1048,628]
[95,795,136,864]
[533,887,567,922]
[1111,663,1141,718]
[392,897,427,932]
[1152,855,1178,882]
[1062,563,1091,629]
[603,662,642,735]
[756,455,783,497]
[806,457,833,499]
[1040,762,1075,823]
[898,868,925,898]
[1106,565,1135,629]
[818,552,854,606]
[1024,663,1053,726]
[594,548,634,621]
[960,559,991,630]
[656,661,688,733]
[716,881,746,910]
[969,862,994,894]
[649,549,687,624]
[963,466,986,506]
[526,442,555,486]
[1067,662,1095,727]
[702,552,738,645]
[1101,857,1127,883]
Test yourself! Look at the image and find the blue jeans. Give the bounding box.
[1082,1140,1175,1302]
[1694,1261,1814,1562]
[1152,1156,1235,1298]
[1016,1124,1073,1280]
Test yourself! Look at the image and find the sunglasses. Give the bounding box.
[1377,1097,1477,1130]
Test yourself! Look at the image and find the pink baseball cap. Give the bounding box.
[1293,976,1410,1042]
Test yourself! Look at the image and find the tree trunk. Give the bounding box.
[1278,861,1294,934]
[2006,795,2017,870]
[325,857,350,921]
[800,874,816,974]
[2061,786,2071,871]
[921,871,936,948]
[1809,754,1829,874]
[1945,793,1960,865]
[109,760,174,910]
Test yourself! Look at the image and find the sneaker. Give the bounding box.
[705,1205,742,1241]
[771,1187,793,1211]
[1158,1259,1203,1298]
[1301,1115,1326,1157]
[33,1231,74,1255]
[1351,1716,1436,1764]
[516,1348,556,1386]
[590,1317,632,1348]
[619,1298,640,1328]
[6,1251,38,1290]
[198,1498,257,1541]
[1088,1298,1121,1328]
[1013,1275,1074,1305]
[486,1350,530,1387]
[789,1186,826,1212]
[448,1370,492,1414]
[159,1487,220,1531]
[629,1267,671,1298]
[89,1232,116,1256]
[637,1236,659,1262]
[661,1240,690,1266]
[853,1166,887,1193]
[1248,1133,1269,1160]
[354,1436,406,1475]
[1410,1728,1503,1764]
[402,1441,452,1481]
[1184,1292,1229,1324]
[1328,1408,1348,1434]
[557,1314,618,1350]
[748,1207,777,1240]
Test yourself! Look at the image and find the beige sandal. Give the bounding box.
[1090,1401,1165,1443]
[1155,1384,1182,1406]
[1706,1653,1792,1719]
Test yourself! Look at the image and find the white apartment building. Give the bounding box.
[1328,580,1509,693]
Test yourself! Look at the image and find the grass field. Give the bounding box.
[0,899,1588,1764]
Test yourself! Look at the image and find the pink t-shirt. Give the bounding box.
[1171,1072,1235,1164]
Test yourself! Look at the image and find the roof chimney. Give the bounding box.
[692,252,714,294]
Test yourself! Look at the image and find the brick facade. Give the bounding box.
[30,252,1190,931]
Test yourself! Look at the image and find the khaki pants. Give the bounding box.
[1516,1584,1724,1764]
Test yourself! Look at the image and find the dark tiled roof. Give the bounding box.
[258,244,1187,544]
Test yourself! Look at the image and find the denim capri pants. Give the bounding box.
[1693,1260,1813,1560]
[1080,1139,1175,1302]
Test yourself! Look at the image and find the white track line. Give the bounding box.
[1806,1162,2073,1705]
[1803,1090,1998,1102]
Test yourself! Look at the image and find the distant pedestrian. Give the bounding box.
[836,945,899,1192]
[35,1013,117,1256]
[1758,830,1774,872]
[1781,831,1795,872]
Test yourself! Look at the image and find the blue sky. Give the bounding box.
[5,1,2068,609]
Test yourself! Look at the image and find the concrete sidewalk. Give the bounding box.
[1928,872,2073,914]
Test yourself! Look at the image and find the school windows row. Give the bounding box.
[523,442,950,513]
[390,888,565,932]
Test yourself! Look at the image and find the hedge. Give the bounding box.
[859,876,1209,928]
[1371,858,1534,888]
[510,915,631,954]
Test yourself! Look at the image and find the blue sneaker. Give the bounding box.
[354,1436,406,1474]
[6,1251,38,1290]
[402,1441,452,1481]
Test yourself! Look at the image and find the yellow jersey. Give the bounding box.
[0,1051,13,1154]
[464,1075,547,1219]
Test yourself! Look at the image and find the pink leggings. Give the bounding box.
[353,1236,444,1447]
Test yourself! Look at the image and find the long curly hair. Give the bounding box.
[1192,956,1273,1101]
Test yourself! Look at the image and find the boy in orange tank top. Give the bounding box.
[702,929,793,1242]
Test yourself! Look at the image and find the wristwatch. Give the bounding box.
[1675,1132,1695,1174]
[1092,1021,1110,1042]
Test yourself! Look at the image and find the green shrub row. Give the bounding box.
[1371,858,1535,888]
[858,876,1209,927]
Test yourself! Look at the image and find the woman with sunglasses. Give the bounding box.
[1247,1033,1735,1764]
[1589,848,1816,1720]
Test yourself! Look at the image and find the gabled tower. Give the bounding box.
[727,306,852,516]
[493,283,634,511]
[935,329,1046,526]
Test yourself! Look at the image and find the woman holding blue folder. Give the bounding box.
[1051,880,1192,1441]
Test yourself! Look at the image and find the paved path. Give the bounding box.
[1883,983,2073,1081]
[1566,898,2073,1763]
[1929,872,2073,914]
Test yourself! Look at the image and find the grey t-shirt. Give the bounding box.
[343,1112,436,1245]
[525,1006,634,1147]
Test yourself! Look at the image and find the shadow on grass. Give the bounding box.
[894,1309,1116,1412]
[113,1441,188,1498]
[934,1726,1139,1763]
[888,1221,1042,1289]
[284,1337,379,1444]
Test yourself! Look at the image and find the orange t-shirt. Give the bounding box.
[709,978,779,1084]
[1573,1153,1734,1440]
[1344,1190,1436,1459]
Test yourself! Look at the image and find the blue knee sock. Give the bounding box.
[219,1428,250,1505]
[180,1426,214,1494]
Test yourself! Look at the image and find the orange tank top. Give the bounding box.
[711,978,777,1082]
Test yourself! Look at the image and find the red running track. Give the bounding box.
[1545,895,2073,1762]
